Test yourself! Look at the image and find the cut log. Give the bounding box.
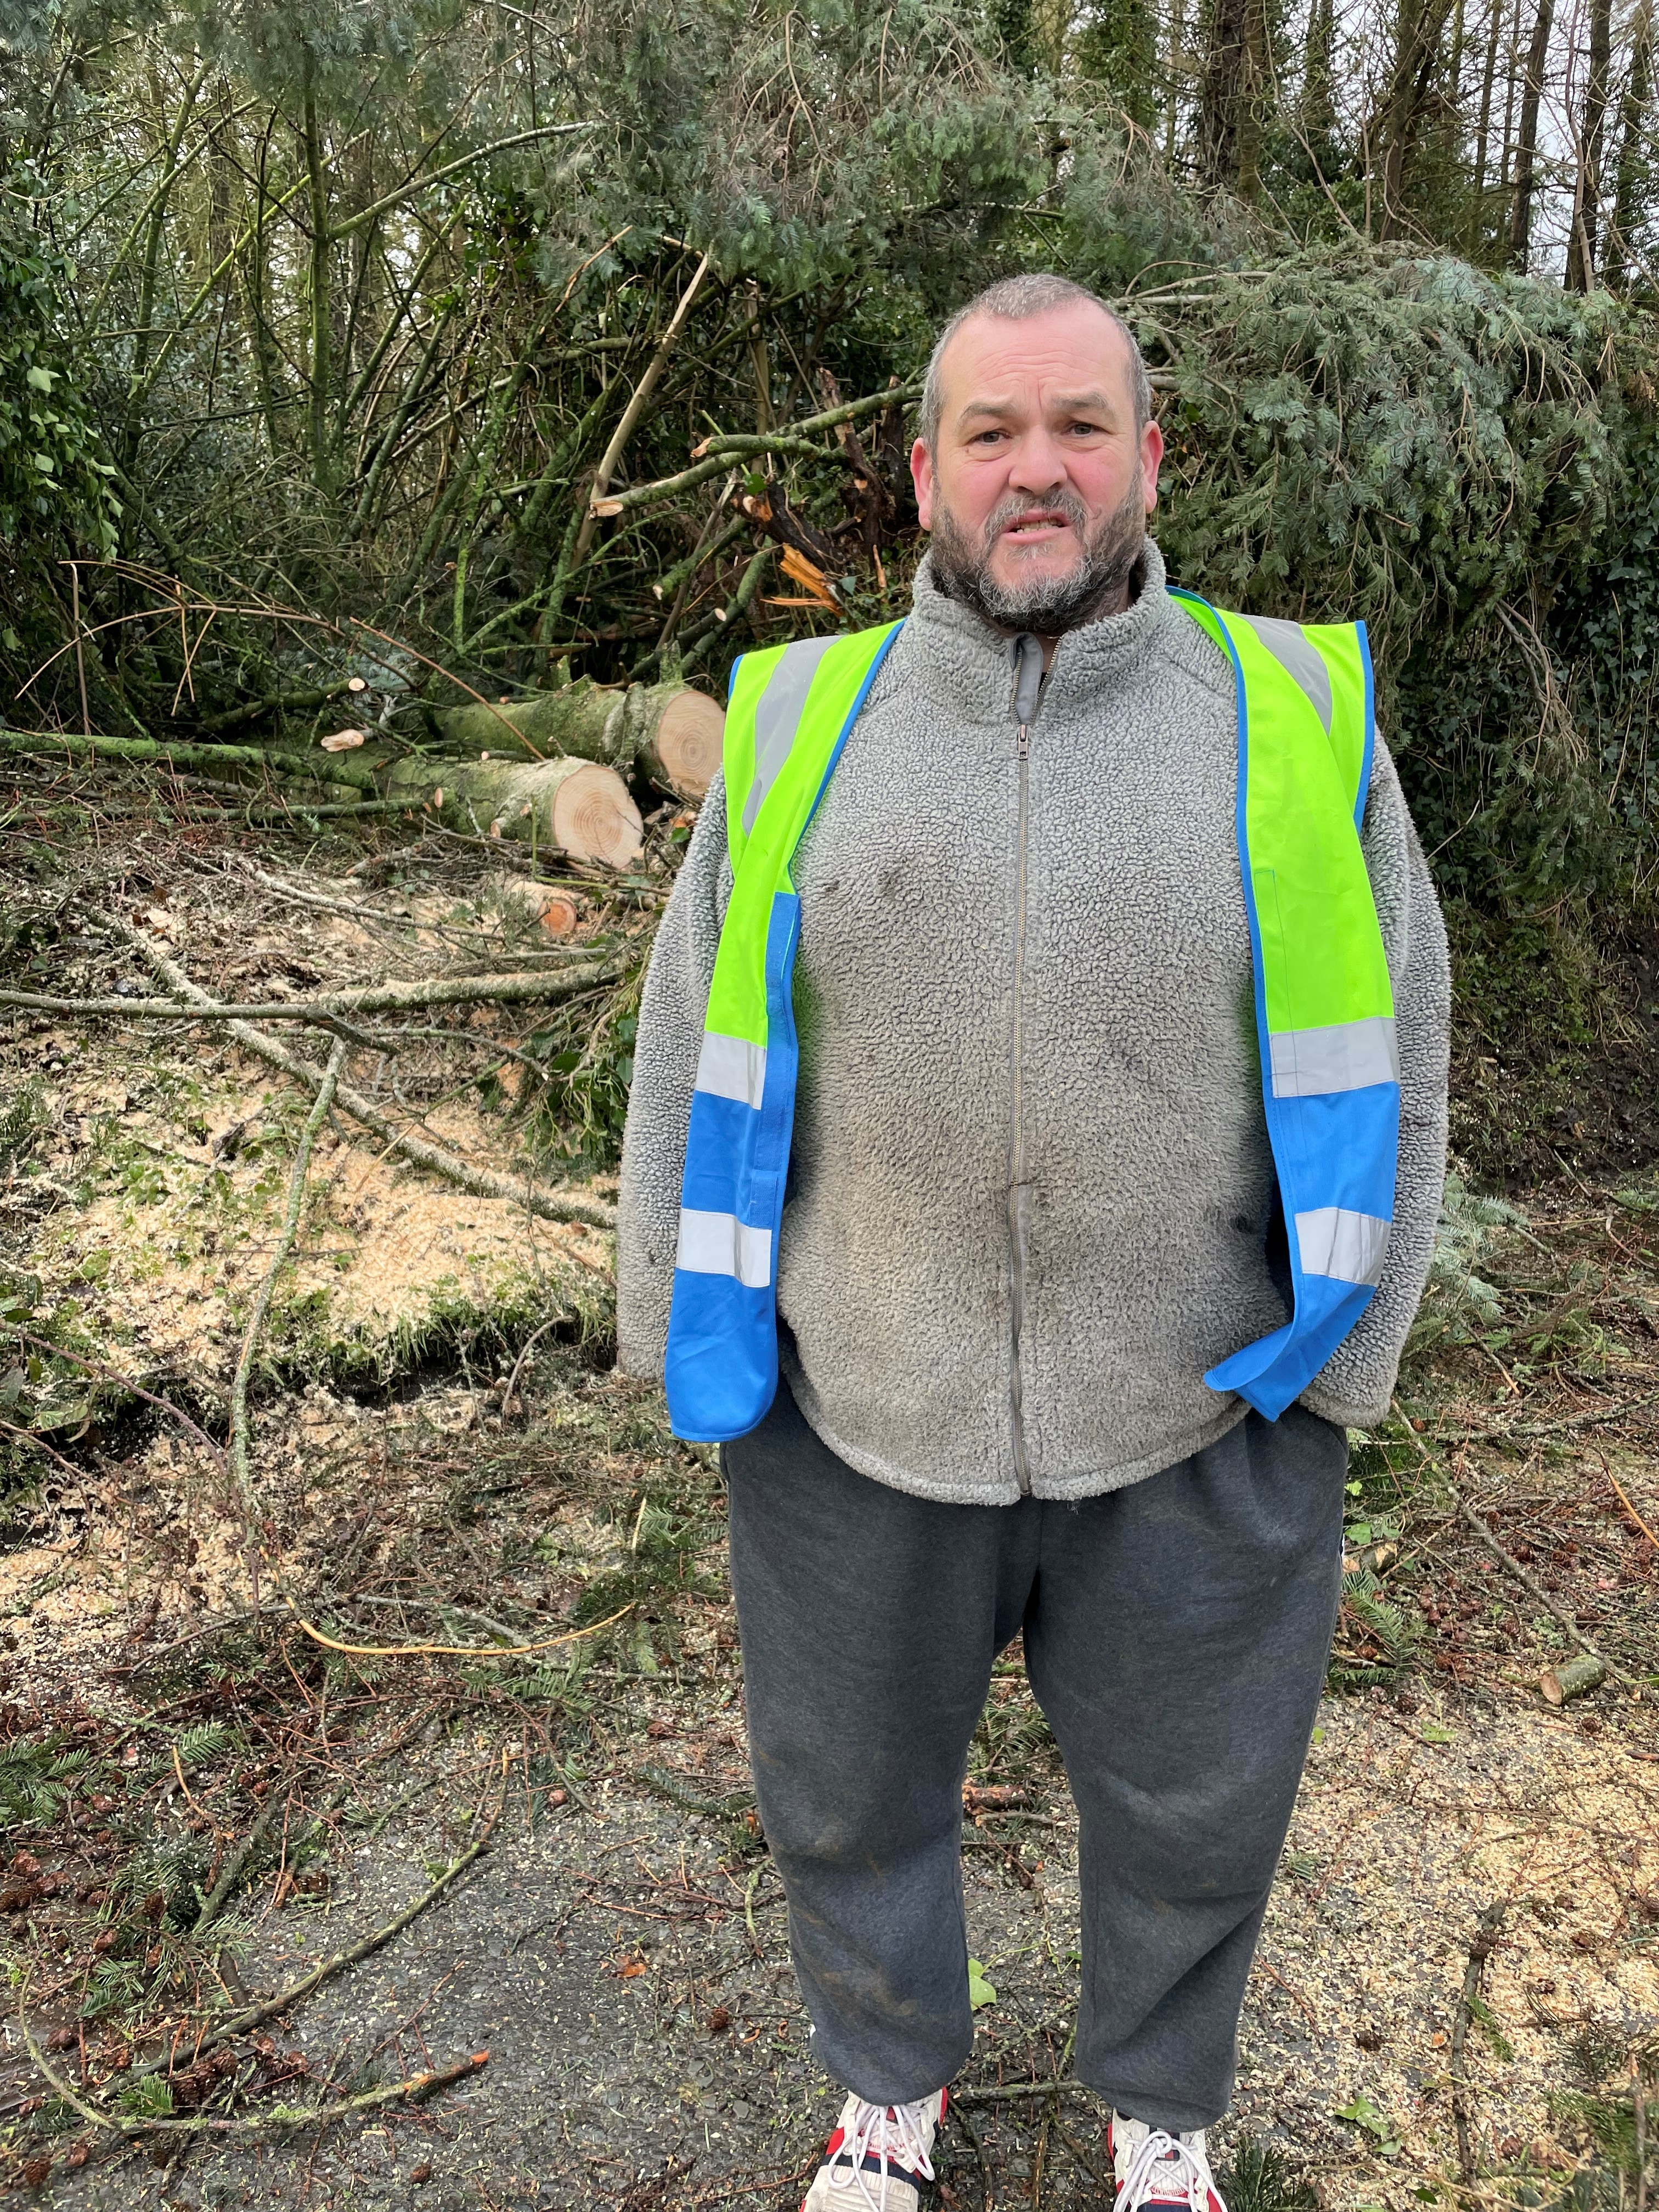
[1539,1655,1606,1705]
[487,872,582,937]
[434,678,724,799]
[638,686,724,799]
[383,754,642,869]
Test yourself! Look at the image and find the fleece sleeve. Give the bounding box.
[1300,735,1452,1430]
[614,771,732,1381]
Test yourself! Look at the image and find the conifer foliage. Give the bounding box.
[1,0,1657,936]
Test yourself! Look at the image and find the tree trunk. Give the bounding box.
[1469,0,1507,251]
[382,754,643,868]
[1376,0,1458,235]
[1508,0,1558,265]
[1304,0,1337,145]
[434,679,724,800]
[1199,0,1251,184]
[1608,0,1654,284]
[1235,0,1270,198]
[302,65,334,498]
[1566,0,1615,284]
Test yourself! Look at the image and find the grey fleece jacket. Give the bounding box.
[617,537,1451,1507]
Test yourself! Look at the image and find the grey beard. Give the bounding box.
[928,475,1147,635]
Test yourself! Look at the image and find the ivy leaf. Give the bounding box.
[967,1957,996,2011]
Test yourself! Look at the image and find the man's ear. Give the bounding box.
[1140,419,1165,514]
[911,437,935,532]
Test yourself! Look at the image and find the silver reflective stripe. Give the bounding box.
[742,635,840,836]
[676,1207,772,1289]
[1269,1015,1398,1098]
[695,1031,766,1110]
[1249,616,1333,733]
[1295,1206,1390,1286]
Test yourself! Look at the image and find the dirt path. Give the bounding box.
[2,821,1657,2209]
[20,1639,1658,2211]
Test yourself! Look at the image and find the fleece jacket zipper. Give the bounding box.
[1007,635,1045,1497]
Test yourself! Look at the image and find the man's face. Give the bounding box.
[910,300,1164,635]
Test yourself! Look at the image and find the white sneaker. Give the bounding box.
[1109,2111,1227,2211]
[802,2088,946,2211]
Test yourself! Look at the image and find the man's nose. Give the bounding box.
[1006,428,1069,495]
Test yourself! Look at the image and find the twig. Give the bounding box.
[0,963,622,1024]
[955,2102,994,2212]
[500,1316,563,1413]
[194,1796,504,2049]
[22,1994,486,2138]
[171,1741,230,1837]
[13,1332,227,1474]
[230,1037,346,1521]
[1454,1493,1636,1687]
[111,917,616,1232]
[573,251,713,566]
[194,1791,286,1933]
[950,2081,1092,2108]
[1606,1462,1659,1548]
[286,1595,633,1658]
[1450,1899,1506,2180]
[1429,1385,1659,1443]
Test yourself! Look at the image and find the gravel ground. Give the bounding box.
[27,1676,1656,2212]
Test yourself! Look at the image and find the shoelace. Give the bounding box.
[1113,2128,1226,2212]
[828,2097,938,2210]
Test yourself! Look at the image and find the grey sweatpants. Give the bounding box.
[723,1376,1347,2135]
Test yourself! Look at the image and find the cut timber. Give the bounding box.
[1539,1655,1607,1705]
[487,871,582,937]
[383,754,642,868]
[435,679,724,799]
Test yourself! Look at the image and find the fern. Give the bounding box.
[116,2075,174,2119]
[173,1721,234,1772]
[1329,1568,1424,1691]
[1415,1173,1530,1340]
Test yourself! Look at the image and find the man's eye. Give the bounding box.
[1065,421,1105,437]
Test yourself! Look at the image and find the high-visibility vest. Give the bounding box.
[662,594,1398,1444]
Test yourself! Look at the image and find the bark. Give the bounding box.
[433,678,724,800]
[383,753,643,868]
[1469,0,1507,251]
[1199,0,1252,184]
[1376,0,1458,235]
[0,727,643,866]
[1609,0,1655,285]
[1508,0,1558,265]
[1566,0,1616,283]
[302,66,334,498]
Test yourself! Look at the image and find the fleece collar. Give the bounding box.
[903,535,1183,725]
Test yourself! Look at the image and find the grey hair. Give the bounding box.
[918,273,1152,449]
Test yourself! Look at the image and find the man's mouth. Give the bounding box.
[1000,511,1073,541]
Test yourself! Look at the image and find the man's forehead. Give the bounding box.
[937,301,1132,407]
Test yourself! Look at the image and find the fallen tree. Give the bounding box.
[431,676,724,799]
[0,727,647,869]
[382,752,644,867]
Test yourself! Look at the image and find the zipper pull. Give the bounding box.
[1017,723,1030,759]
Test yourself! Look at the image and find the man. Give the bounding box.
[618,273,1449,2211]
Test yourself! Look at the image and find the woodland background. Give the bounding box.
[0,3,1657,2204]
[3,0,1659,1178]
